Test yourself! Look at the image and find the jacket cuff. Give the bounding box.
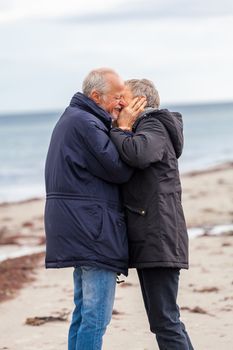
[110,127,134,136]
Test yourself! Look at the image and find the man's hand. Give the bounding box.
[117,97,147,131]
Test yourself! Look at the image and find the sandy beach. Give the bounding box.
[0,163,232,349]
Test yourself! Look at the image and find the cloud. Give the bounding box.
[129,0,233,17]
[1,0,233,23]
[0,0,233,111]
[58,0,233,24]
[0,0,11,9]
[0,0,125,23]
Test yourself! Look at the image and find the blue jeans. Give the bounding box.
[68,266,117,350]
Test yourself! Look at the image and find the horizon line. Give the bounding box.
[0,99,233,116]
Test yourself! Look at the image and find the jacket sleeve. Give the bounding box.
[110,118,166,169]
[78,121,133,184]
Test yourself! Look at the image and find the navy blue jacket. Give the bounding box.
[44,92,132,275]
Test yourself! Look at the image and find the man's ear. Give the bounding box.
[90,90,102,105]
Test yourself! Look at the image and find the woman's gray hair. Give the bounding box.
[82,68,118,97]
[125,79,160,108]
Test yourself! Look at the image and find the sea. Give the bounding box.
[1,101,233,203]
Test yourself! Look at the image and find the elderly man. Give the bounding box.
[110,79,194,349]
[44,68,145,350]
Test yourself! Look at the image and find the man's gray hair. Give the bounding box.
[82,68,119,97]
[125,79,160,108]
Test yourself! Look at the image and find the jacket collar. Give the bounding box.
[70,92,112,129]
[132,108,158,130]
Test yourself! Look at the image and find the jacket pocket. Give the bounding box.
[124,204,147,242]
[76,203,103,240]
[158,192,179,257]
[124,204,147,216]
[96,208,128,260]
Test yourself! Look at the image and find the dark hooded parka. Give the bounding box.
[44,92,133,276]
[110,109,189,269]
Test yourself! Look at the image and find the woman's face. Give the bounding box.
[122,86,134,106]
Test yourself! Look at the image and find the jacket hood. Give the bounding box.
[70,92,112,129]
[135,108,184,158]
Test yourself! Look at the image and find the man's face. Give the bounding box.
[97,74,127,120]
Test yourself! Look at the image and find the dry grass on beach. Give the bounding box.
[0,253,43,303]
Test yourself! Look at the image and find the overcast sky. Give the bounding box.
[0,0,233,112]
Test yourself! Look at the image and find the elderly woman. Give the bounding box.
[110,79,193,350]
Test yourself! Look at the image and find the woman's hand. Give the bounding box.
[117,97,147,131]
